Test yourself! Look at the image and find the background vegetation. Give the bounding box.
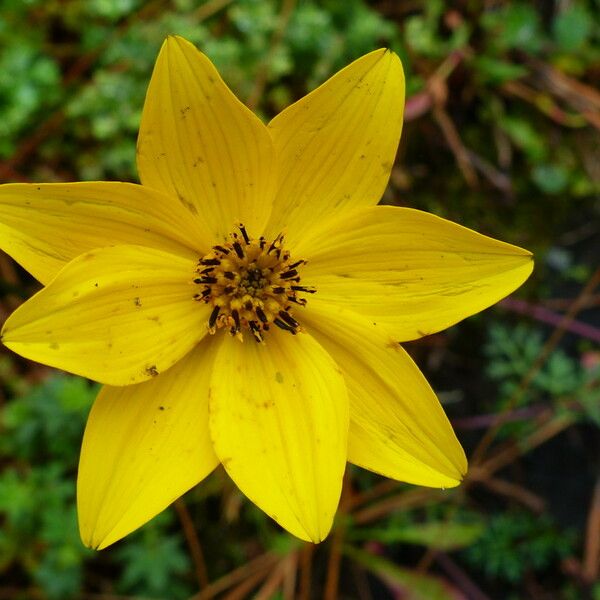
[0,0,598,598]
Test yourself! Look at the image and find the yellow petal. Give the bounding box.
[137,36,275,242]
[303,301,466,487]
[298,206,533,341]
[2,245,209,385]
[0,182,208,285]
[265,49,404,248]
[209,329,348,542]
[78,339,219,550]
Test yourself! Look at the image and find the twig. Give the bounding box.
[324,475,352,600]
[246,0,297,111]
[221,566,272,600]
[352,488,439,525]
[253,559,288,600]
[470,411,576,480]
[193,0,235,21]
[298,543,314,600]
[282,551,298,600]
[345,479,401,511]
[500,297,600,343]
[471,268,600,465]
[323,527,344,600]
[435,552,493,600]
[452,403,548,430]
[479,477,546,512]
[433,106,478,187]
[174,498,209,591]
[190,552,278,600]
[583,476,600,583]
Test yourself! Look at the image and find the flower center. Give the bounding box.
[193,224,315,342]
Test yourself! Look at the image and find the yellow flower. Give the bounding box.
[0,36,532,549]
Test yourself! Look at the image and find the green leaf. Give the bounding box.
[344,545,459,600]
[532,164,570,194]
[483,3,544,52]
[554,4,593,51]
[350,521,484,550]
[474,56,528,84]
[500,116,548,161]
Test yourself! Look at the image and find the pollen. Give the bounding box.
[193,224,315,342]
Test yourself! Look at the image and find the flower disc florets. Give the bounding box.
[193,224,315,342]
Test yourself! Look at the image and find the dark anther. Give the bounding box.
[198,277,217,284]
[256,307,268,323]
[278,311,298,328]
[271,286,285,294]
[232,309,241,330]
[209,306,220,328]
[214,245,229,254]
[287,260,305,269]
[274,317,295,332]
[280,269,298,280]
[291,285,316,293]
[267,234,283,254]
[224,271,235,280]
[199,267,214,274]
[201,258,221,266]
[194,288,211,300]
[245,300,253,311]
[238,224,250,244]
[232,242,244,259]
[287,296,307,306]
[249,321,263,342]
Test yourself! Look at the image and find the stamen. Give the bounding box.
[193,225,313,342]
[249,321,263,342]
[256,307,268,323]
[231,309,241,331]
[232,242,244,259]
[274,317,295,332]
[280,269,298,280]
[238,223,250,244]
[278,311,298,328]
[209,306,220,329]
[287,260,305,269]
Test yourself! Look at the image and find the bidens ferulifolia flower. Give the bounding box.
[0,36,532,549]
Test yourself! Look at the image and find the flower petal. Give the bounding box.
[303,300,466,487]
[78,339,219,550]
[1,245,209,385]
[0,182,209,284]
[209,329,348,542]
[137,36,275,242]
[297,206,533,341]
[265,49,404,247]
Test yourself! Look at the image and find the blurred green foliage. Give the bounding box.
[1,0,599,598]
